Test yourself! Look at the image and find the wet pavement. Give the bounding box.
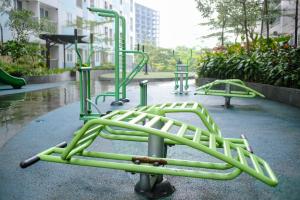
[0,80,114,148]
[0,80,300,200]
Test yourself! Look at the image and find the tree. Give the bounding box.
[195,0,230,46]
[295,0,299,47]
[195,0,261,50]
[7,10,41,42]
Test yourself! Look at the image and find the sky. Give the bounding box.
[135,0,218,49]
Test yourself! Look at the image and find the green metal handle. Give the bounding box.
[119,51,149,87]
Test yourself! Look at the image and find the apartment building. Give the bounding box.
[1,0,135,68]
[268,0,299,45]
[135,3,160,46]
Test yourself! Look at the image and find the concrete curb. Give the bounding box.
[98,74,195,82]
[196,77,300,108]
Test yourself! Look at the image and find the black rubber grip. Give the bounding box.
[20,142,67,168]
[20,156,40,168]
[56,141,68,148]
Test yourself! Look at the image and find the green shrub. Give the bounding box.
[197,36,300,89]
[0,60,70,77]
[94,62,115,70]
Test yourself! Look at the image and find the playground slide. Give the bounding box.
[0,68,26,89]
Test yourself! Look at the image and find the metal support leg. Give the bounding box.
[225,83,231,108]
[82,70,89,116]
[179,73,184,94]
[139,80,148,107]
[135,108,175,198]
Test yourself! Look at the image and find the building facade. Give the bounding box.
[135,3,159,46]
[1,0,135,68]
[268,0,300,45]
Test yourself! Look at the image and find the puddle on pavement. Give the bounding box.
[0,80,114,148]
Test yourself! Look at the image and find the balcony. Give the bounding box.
[40,18,58,34]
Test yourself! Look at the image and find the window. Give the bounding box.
[90,0,94,7]
[76,0,82,8]
[130,0,133,12]
[109,4,112,9]
[76,16,83,34]
[104,27,108,44]
[95,51,100,62]
[95,25,101,34]
[120,11,122,16]
[66,50,73,62]
[109,28,113,45]
[66,13,72,25]
[17,1,22,10]
[120,0,122,5]
[40,8,49,18]
[130,17,133,31]
[130,36,133,50]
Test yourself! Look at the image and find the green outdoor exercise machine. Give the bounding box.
[21,100,278,198]
[20,8,277,199]
[173,50,192,94]
[195,79,265,108]
[74,29,108,121]
[86,8,149,106]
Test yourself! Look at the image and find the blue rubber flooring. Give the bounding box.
[0,81,300,200]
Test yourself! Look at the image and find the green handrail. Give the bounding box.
[88,7,121,103]
[119,50,149,87]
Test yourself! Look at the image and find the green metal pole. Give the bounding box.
[88,8,123,106]
[120,16,128,102]
[74,29,84,117]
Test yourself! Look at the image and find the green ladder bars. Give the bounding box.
[20,108,278,187]
[195,79,265,107]
[173,50,192,94]
[88,8,149,106]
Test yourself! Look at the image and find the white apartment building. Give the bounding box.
[1,0,135,68]
[268,0,299,45]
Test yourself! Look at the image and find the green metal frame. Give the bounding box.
[35,109,278,186]
[174,50,192,92]
[195,79,265,98]
[88,8,149,105]
[95,50,149,104]
[74,29,101,121]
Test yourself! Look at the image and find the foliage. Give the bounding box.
[7,9,55,43]
[0,60,69,77]
[0,40,45,64]
[7,10,40,42]
[141,43,198,72]
[197,36,300,89]
[195,0,261,47]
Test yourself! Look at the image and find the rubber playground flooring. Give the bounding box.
[0,81,300,200]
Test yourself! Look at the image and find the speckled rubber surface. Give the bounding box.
[0,81,300,200]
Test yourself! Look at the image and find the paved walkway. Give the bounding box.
[0,81,300,200]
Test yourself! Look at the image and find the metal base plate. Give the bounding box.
[135,178,175,199]
[120,98,130,103]
[110,101,124,106]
